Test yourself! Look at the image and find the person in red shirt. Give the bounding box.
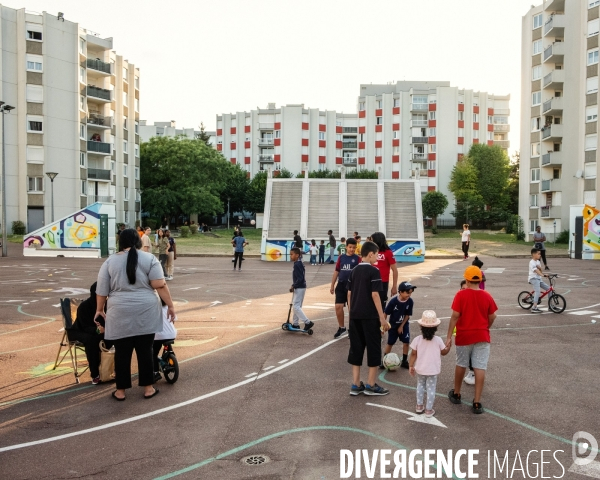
[371,232,399,310]
[446,265,497,414]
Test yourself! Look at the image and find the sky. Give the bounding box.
[5,0,537,157]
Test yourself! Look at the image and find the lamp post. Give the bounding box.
[1,101,15,258]
[45,172,58,222]
[227,197,230,231]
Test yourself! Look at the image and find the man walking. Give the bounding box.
[326,230,336,264]
[293,229,303,260]
[533,226,550,271]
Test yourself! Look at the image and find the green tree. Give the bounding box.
[140,136,229,223]
[220,162,249,220]
[507,151,520,214]
[195,122,213,146]
[346,169,379,179]
[421,191,449,231]
[276,168,294,178]
[245,172,268,214]
[448,157,483,223]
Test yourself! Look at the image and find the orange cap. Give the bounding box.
[464,265,483,281]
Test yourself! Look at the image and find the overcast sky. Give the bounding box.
[6,0,536,156]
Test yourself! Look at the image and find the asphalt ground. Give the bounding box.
[0,243,599,479]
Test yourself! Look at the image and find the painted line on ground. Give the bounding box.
[0,342,56,355]
[0,307,56,336]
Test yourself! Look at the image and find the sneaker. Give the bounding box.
[334,327,347,339]
[531,307,542,313]
[364,383,389,396]
[425,409,436,418]
[350,381,365,396]
[400,360,409,369]
[416,405,424,414]
[92,376,100,385]
[448,389,462,404]
[291,324,300,330]
[463,371,475,385]
[304,320,314,331]
[545,266,550,271]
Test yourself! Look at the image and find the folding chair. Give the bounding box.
[52,297,88,383]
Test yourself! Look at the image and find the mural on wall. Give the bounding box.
[23,204,101,250]
[261,239,424,262]
[583,204,600,254]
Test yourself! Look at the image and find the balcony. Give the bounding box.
[87,195,114,205]
[86,85,112,102]
[544,0,564,12]
[87,168,111,181]
[542,97,563,115]
[494,124,510,132]
[258,154,274,163]
[541,151,563,167]
[258,137,274,146]
[409,169,428,179]
[543,42,565,63]
[543,69,565,89]
[87,113,112,128]
[85,58,112,75]
[411,136,429,144]
[544,14,565,37]
[541,179,561,192]
[494,108,510,115]
[410,119,428,127]
[410,153,427,161]
[541,124,563,140]
[410,103,428,111]
[258,123,274,130]
[493,140,510,149]
[343,157,357,165]
[87,140,111,154]
[342,142,357,149]
[342,127,357,133]
[540,205,561,218]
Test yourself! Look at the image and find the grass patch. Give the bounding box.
[174,228,262,255]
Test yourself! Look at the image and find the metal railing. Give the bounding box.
[86,85,111,101]
[87,168,111,180]
[543,99,552,113]
[342,127,357,133]
[493,140,510,148]
[410,153,427,160]
[258,123,274,130]
[86,58,112,74]
[544,17,554,35]
[410,119,428,127]
[411,136,429,144]
[411,104,428,111]
[494,124,510,131]
[87,195,114,204]
[258,154,274,162]
[87,114,112,128]
[87,141,111,154]
[343,157,357,164]
[542,153,551,166]
[258,137,274,145]
[342,142,358,149]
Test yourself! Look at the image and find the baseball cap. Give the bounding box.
[464,266,482,281]
[398,281,417,292]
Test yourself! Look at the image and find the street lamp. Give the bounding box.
[227,197,230,231]
[1,101,16,258]
[46,172,58,222]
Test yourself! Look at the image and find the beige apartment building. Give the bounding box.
[521,0,599,241]
[0,6,140,232]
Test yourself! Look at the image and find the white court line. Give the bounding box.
[568,310,598,316]
[278,359,289,364]
[244,373,258,378]
[262,366,275,371]
[0,337,343,453]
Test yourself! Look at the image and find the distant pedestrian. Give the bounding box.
[232,231,248,271]
[141,227,152,253]
[165,230,176,280]
[353,232,359,240]
[471,257,486,290]
[533,226,550,271]
[290,247,314,331]
[336,237,347,257]
[461,224,471,260]
[155,229,169,276]
[319,240,325,265]
[355,236,362,256]
[371,232,398,310]
[293,229,303,260]
[326,230,336,264]
[309,240,318,265]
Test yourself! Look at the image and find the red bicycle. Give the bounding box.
[518,274,566,313]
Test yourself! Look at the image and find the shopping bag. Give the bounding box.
[99,340,115,383]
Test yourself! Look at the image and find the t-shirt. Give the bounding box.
[409,335,446,376]
[462,230,471,242]
[329,235,336,248]
[355,242,362,255]
[375,249,396,283]
[155,305,177,341]
[335,254,361,283]
[233,236,246,253]
[450,288,498,346]
[384,296,414,325]
[167,237,175,253]
[157,237,169,255]
[293,235,303,248]
[141,234,152,250]
[528,259,542,281]
[319,244,325,254]
[348,263,382,319]
[309,245,318,255]
[533,232,546,250]
[337,244,346,256]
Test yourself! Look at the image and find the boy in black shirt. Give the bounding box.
[290,247,314,331]
[347,241,390,396]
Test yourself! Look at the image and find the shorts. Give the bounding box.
[347,317,382,367]
[455,342,490,370]
[335,282,348,305]
[387,320,410,345]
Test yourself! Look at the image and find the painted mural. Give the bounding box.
[583,204,600,259]
[23,204,101,250]
[261,239,424,262]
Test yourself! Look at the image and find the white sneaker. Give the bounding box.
[166,276,173,281]
[463,371,475,385]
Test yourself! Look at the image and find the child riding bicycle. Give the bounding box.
[528,248,550,314]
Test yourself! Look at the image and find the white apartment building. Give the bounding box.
[138,120,216,145]
[216,82,510,219]
[520,0,599,241]
[0,6,140,233]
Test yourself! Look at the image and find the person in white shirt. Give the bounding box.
[528,248,550,313]
[461,224,471,260]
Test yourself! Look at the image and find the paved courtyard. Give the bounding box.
[0,247,599,479]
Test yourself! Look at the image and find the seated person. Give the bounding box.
[154,298,177,381]
[90,133,102,142]
[68,282,107,385]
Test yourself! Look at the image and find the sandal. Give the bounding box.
[144,388,159,399]
[112,391,126,401]
[416,405,424,414]
[472,401,484,414]
[448,389,462,404]
[425,409,435,418]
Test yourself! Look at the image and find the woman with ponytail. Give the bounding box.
[95,228,176,401]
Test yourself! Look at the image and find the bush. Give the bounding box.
[135,219,141,228]
[431,227,438,234]
[179,226,190,238]
[555,229,570,244]
[12,221,26,235]
[145,218,157,230]
[190,224,199,235]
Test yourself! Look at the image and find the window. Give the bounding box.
[531,117,541,131]
[27,30,42,41]
[123,67,128,81]
[275,130,281,138]
[532,91,541,106]
[494,116,508,124]
[123,165,128,177]
[111,161,115,173]
[533,13,543,29]
[429,144,437,153]
[585,134,598,150]
[26,146,44,163]
[532,65,542,80]
[487,115,493,124]
[80,152,86,167]
[123,117,128,130]
[135,98,139,112]
[428,111,436,120]
[530,194,538,207]
[589,19,600,37]
[79,38,86,54]
[428,128,436,137]
[135,76,139,89]
[135,121,139,133]
[80,124,85,139]
[585,162,597,178]
[79,95,85,111]
[473,129,479,139]
[79,67,85,83]
[458,144,464,154]
[586,106,598,122]
[588,49,599,65]
[412,95,427,104]
[376,100,382,109]
[458,128,464,137]
[376,117,383,125]
[428,161,436,170]
[28,176,43,192]
[531,143,541,157]
[530,220,539,233]
[458,111,464,121]
[533,40,542,55]
[487,131,493,141]
[135,167,140,180]
[375,148,382,156]
[531,168,540,182]
[393,130,400,139]
[134,144,139,157]
[26,84,43,103]
[124,188,129,201]
[122,92,128,105]
[473,113,479,123]
[124,211,129,223]
[553,168,560,179]
[318,132,325,140]
[123,140,128,151]
[587,76,598,94]
[26,54,42,72]
[359,102,365,111]
[591,0,600,7]
[27,115,43,133]
[393,98,400,107]
[81,180,87,195]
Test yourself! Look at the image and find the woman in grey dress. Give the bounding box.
[95,229,176,400]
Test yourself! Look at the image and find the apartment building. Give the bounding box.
[0,6,140,233]
[520,0,599,241]
[216,82,510,220]
[139,120,216,145]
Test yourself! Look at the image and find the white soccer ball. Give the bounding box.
[383,353,401,371]
[251,220,256,225]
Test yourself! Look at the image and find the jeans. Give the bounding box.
[292,288,309,326]
[318,252,325,264]
[310,254,317,265]
[530,278,550,306]
[462,242,469,257]
[326,246,335,263]
[159,254,168,276]
[234,251,243,269]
